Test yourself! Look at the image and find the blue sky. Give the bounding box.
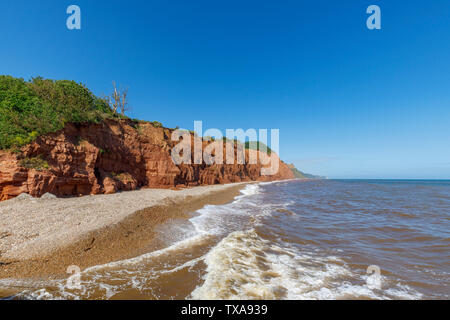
[1,0,449,179]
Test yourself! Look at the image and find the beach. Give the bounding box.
[0,183,247,280]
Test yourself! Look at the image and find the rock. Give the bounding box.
[15,193,33,201]
[0,119,295,201]
[102,177,118,195]
[40,193,57,200]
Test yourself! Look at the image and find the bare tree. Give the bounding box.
[119,86,129,115]
[106,81,130,116]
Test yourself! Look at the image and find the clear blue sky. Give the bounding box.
[1,0,449,179]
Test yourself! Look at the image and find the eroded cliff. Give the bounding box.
[0,120,294,200]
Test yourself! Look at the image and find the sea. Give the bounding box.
[1,179,449,300]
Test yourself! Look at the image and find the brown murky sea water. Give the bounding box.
[1,180,449,299]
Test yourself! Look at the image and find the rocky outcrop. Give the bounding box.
[0,120,294,201]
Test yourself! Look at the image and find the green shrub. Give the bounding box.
[151,121,163,128]
[244,141,272,155]
[0,76,117,150]
[0,75,169,150]
[19,155,50,171]
[110,172,133,182]
[135,124,144,135]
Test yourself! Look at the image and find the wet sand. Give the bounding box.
[0,183,247,280]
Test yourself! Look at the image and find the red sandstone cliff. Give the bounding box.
[0,120,294,201]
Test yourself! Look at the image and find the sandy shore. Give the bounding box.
[0,183,247,279]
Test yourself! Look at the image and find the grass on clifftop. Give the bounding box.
[244,141,272,155]
[0,76,119,150]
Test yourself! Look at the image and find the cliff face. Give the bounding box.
[0,120,294,201]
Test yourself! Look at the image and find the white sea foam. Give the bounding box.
[239,184,261,196]
[189,228,423,300]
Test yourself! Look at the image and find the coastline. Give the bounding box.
[0,183,248,280]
